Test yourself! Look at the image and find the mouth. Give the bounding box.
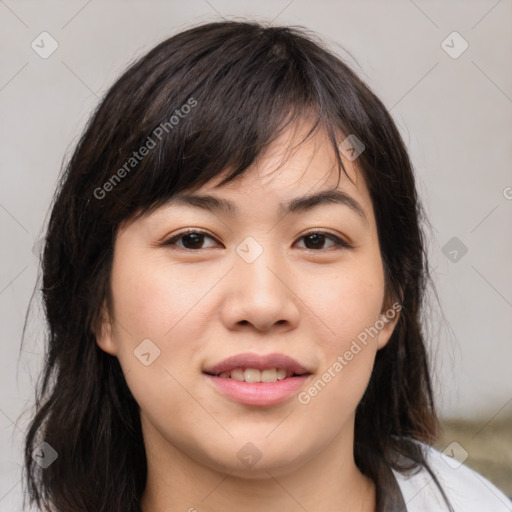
[205,368,308,382]
[203,353,313,406]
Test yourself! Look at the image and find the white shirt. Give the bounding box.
[391,442,511,511]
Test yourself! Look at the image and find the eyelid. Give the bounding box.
[161,227,212,241]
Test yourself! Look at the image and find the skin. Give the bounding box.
[97,121,401,512]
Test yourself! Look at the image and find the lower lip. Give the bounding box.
[205,374,311,407]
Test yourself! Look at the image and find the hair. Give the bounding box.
[21,19,454,512]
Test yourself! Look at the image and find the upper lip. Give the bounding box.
[203,352,311,376]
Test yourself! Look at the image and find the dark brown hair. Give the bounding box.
[22,20,453,512]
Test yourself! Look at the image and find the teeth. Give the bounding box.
[231,369,245,381]
[261,369,277,382]
[217,368,293,382]
[244,369,260,382]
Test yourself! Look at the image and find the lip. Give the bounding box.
[203,352,312,407]
[205,374,311,406]
[203,352,310,376]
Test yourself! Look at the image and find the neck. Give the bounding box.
[140,416,376,512]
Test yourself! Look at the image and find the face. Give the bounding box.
[97,121,400,479]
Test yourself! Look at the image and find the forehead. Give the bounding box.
[171,122,373,224]
[123,120,376,233]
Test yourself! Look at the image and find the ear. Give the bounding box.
[95,299,118,356]
[376,289,403,350]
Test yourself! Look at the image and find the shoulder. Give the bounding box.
[390,440,511,512]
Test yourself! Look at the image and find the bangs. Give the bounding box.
[88,22,359,224]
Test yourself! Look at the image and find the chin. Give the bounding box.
[192,434,315,479]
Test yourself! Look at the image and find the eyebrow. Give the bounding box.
[171,189,369,225]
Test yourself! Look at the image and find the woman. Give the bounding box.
[22,20,510,512]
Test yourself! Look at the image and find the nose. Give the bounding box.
[219,239,301,333]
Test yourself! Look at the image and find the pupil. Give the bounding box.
[183,233,203,249]
[305,234,324,249]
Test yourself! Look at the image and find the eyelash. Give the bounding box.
[162,229,352,252]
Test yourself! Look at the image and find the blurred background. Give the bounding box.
[1,0,511,510]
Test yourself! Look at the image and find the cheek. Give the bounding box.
[110,250,210,342]
[296,344,376,441]
[108,254,207,438]
[108,251,212,409]
[303,254,385,351]
[295,255,384,412]
[297,272,382,420]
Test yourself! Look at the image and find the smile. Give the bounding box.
[214,368,306,382]
[204,371,312,407]
[203,352,313,406]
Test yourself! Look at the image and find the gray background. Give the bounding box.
[1,0,511,510]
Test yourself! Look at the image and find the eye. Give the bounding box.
[161,229,352,251]
[162,229,219,250]
[295,231,352,251]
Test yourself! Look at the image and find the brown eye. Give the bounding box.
[296,232,351,251]
[163,230,219,250]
